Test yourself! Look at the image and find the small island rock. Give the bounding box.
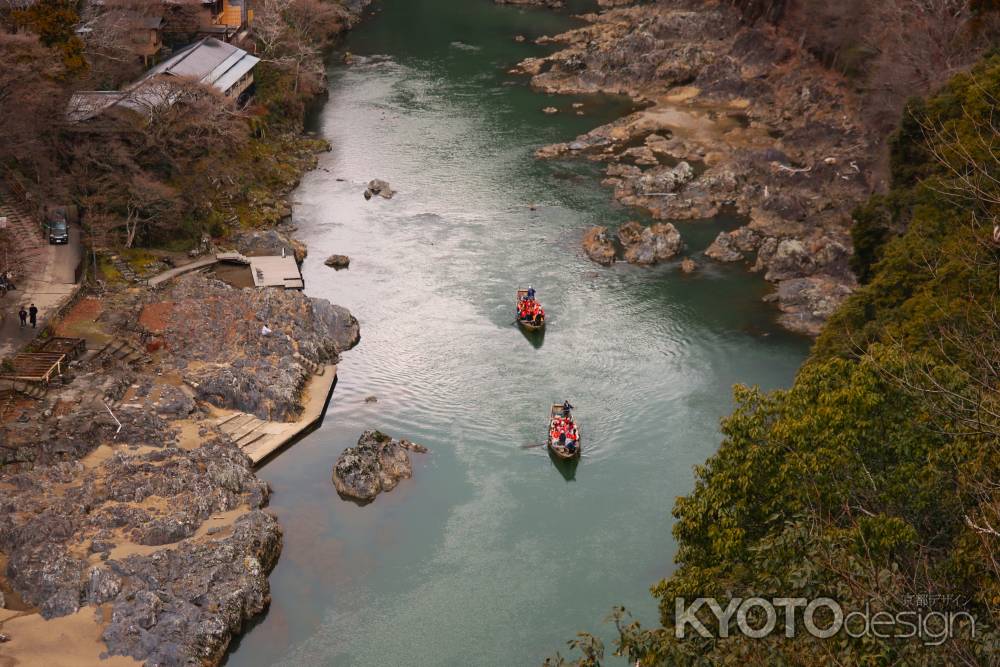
[324,254,350,269]
[582,226,616,266]
[364,179,394,200]
[332,430,425,503]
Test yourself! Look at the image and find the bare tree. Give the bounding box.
[0,32,70,200]
[254,0,349,94]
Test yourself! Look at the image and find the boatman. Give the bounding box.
[526,285,535,300]
[562,400,573,417]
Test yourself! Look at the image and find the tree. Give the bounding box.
[0,32,69,200]
[76,0,154,88]
[553,53,1000,666]
[67,78,248,247]
[9,0,87,73]
[255,0,350,96]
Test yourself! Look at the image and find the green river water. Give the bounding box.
[225,1,811,664]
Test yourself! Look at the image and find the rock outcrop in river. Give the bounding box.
[516,0,870,333]
[618,221,683,265]
[581,221,682,266]
[332,431,426,504]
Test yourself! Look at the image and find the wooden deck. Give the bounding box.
[0,352,66,383]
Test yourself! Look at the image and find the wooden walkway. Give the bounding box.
[214,364,337,465]
[146,256,219,287]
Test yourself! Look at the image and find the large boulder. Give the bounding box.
[151,275,359,420]
[228,230,306,263]
[582,226,616,265]
[332,430,422,504]
[618,221,683,265]
[311,298,360,353]
[705,232,743,262]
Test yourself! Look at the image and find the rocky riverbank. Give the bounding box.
[0,258,359,664]
[513,0,874,334]
[0,6,372,665]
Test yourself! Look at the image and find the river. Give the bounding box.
[224,1,810,665]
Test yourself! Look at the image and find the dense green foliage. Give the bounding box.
[552,53,1000,667]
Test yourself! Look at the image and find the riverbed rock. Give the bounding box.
[311,299,361,353]
[618,221,683,265]
[680,257,698,273]
[636,161,694,195]
[760,238,815,282]
[365,179,393,200]
[0,433,280,662]
[705,227,760,263]
[332,430,423,503]
[705,232,744,262]
[324,254,351,269]
[582,226,616,266]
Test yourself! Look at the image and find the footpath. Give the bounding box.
[0,198,81,360]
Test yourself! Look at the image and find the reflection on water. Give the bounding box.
[225,1,810,665]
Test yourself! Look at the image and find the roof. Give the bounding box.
[66,91,127,123]
[66,37,259,122]
[140,38,259,92]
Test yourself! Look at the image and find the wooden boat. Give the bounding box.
[516,288,545,332]
[548,403,581,459]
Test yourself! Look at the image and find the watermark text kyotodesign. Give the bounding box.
[675,597,976,646]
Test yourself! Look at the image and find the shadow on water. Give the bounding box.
[517,322,546,348]
[547,447,579,482]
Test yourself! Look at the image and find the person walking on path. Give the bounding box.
[18,306,27,328]
[28,303,38,328]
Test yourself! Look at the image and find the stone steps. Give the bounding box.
[293,352,324,376]
[0,379,47,400]
[216,251,251,265]
[108,255,141,283]
[214,410,291,460]
[203,365,337,465]
[98,339,151,366]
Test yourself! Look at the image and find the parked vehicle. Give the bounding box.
[44,208,70,245]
